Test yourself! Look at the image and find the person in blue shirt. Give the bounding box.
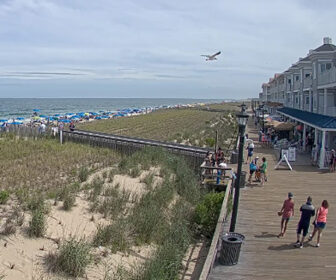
[295,196,315,248]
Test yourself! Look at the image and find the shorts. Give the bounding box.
[316,222,326,229]
[248,151,253,157]
[297,222,309,236]
[282,217,290,222]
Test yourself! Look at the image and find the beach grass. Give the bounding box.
[78,106,238,150]
[0,135,119,192]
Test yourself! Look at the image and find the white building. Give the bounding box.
[259,37,336,168]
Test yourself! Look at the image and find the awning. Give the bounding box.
[277,107,336,131]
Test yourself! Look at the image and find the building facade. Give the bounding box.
[259,37,336,168]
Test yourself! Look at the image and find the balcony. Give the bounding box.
[303,77,312,89]
[318,67,336,86]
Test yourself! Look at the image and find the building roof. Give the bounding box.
[314,44,336,52]
[277,107,336,130]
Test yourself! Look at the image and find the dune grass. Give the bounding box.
[78,107,238,150]
[0,134,119,192]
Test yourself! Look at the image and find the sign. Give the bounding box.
[288,147,296,162]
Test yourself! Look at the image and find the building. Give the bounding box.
[259,37,336,168]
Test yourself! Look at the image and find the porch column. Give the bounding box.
[314,129,318,146]
[309,91,313,112]
[303,124,307,151]
[324,88,327,115]
[319,130,326,168]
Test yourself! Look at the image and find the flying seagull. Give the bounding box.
[201,51,221,61]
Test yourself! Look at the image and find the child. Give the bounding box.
[260,157,268,185]
[278,192,294,237]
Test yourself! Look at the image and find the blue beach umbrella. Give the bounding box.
[54,114,61,117]
[0,119,8,122]
[39,115,48,118]
[16,117,25,120]
[60,119,71,123]
[11,121,23,125]
[33,109,40,112]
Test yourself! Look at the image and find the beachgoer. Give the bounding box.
[69,121,75,132]
[296,196,315,248]
[259,157,267,185]
[216,147,224,164]
[278,192,294,237]
[248,160,257,183]
[40,123,46,134]
[308,200,329,247]
[246,141,254,163]
[254,156,261,182]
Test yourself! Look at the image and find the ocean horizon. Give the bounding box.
[0,98,223,119]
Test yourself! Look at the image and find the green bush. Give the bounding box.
[0,190,9,204]
[56,239,92,277]
[194,191,225,237]
[28,207,46,237]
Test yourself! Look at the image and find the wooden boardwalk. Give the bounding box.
[209,121,336,280]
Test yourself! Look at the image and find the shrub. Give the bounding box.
[194,191,225,237]
[205,138,215,147]
[28,207,46,237]
[0,190,9,204]
[56,239,92,277]
[78,167,89,182]
[89,177,104,201]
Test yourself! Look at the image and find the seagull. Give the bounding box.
[201,51,221,61]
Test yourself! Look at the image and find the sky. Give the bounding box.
[0,0,335,99]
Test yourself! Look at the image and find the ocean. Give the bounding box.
[0,98,221,119]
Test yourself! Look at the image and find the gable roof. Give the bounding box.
[277,107,336,130]
[314,44,336,52]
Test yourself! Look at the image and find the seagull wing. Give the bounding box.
[201,55,210,57]
[213,51,221,56]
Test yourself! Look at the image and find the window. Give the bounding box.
[305,73,310,78]
[305,96,310,105]
[321,64,326,72]
[295,75,299,81]
[288,79,291,84]
[295,97,299,104]
[326,63,332,70]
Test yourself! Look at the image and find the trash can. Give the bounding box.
[230,151,238,164]
[219,232,245,265]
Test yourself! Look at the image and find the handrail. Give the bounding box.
[199,178,233,280]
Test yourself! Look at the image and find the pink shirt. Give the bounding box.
[282,199,294,218]
[317,206,328,223]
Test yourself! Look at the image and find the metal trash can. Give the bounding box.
[219,232,245,265]
[230,151,238,164]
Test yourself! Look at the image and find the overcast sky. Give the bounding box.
[0,0,335,99]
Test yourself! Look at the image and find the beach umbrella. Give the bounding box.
[16,117,25,120]
[0,119,8,122]
[33,109,40,112]
[32,116,41,120]
[11,121,23,125]
[39,115,48,118]
[60,119,71,123]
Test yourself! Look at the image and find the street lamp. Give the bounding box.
[229,104,249,233]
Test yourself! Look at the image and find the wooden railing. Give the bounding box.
[199,178,233,280]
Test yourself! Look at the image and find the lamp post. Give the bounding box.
[229,104,249,233]
[259,103,266,133]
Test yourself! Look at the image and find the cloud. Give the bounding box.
[0,0,335,98]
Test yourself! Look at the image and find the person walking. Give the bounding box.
[260,157,268,185]
[278,192,295,237]
[246,141,254,164]
[308,200,329,247]
[296,196,315,248]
